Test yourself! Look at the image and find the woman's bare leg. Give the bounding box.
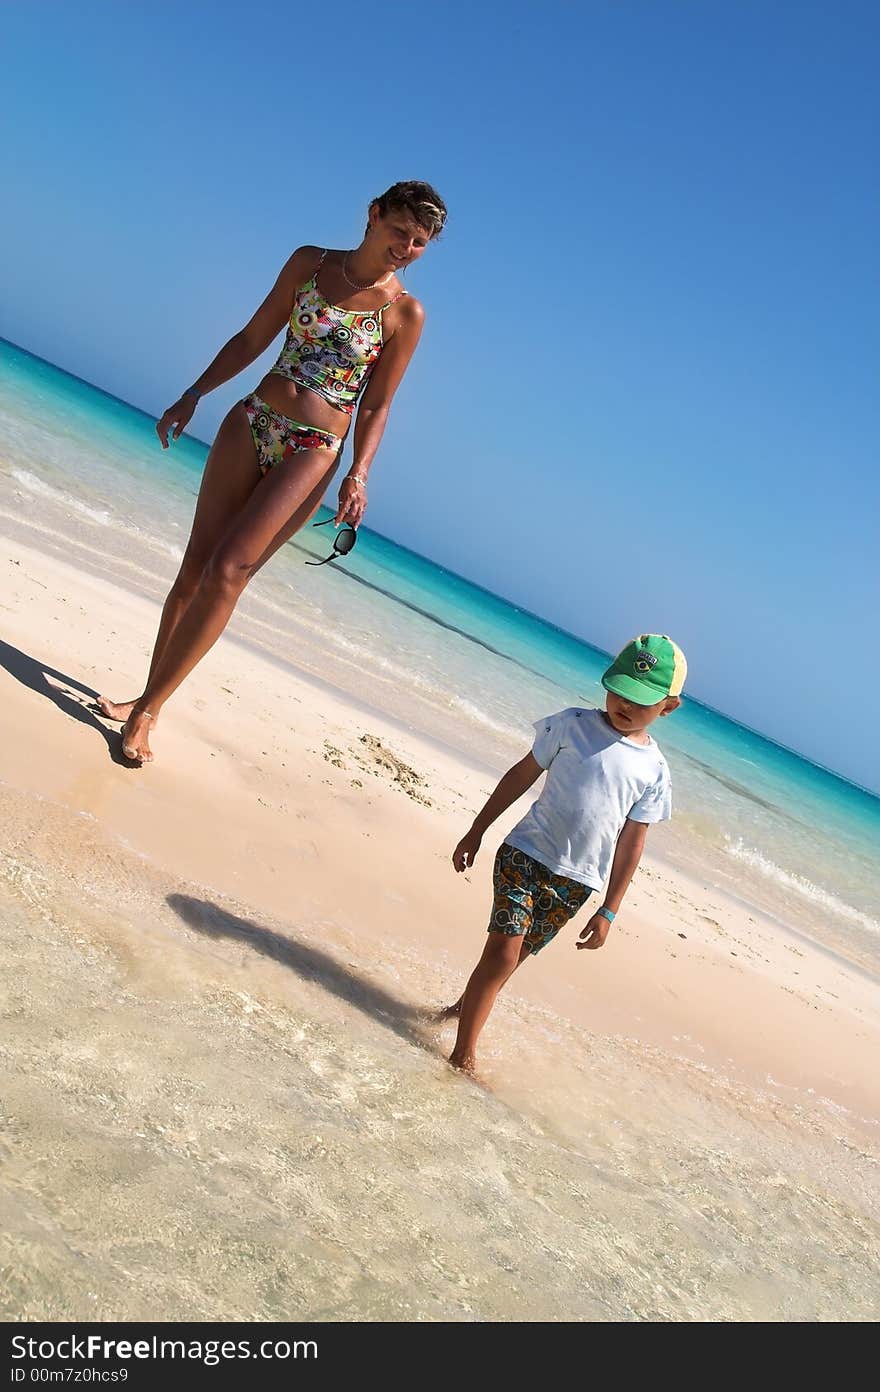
[121,434,339,761]
[99,405,264,722]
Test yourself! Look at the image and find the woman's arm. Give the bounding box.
[452,754,545,872]
[155,245,320,448]
[334,297,426,524]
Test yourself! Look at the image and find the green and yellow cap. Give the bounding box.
[601,634,687,707]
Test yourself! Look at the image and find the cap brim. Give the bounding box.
[602,672,668,707]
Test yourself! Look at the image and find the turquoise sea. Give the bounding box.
[2,336,878,975]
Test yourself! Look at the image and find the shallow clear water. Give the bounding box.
[1,794,877,1323]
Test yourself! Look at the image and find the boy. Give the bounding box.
[445,634,686,1073]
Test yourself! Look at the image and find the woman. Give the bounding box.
[98,180,447,763]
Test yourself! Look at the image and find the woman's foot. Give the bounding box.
[97,696,138,722]
[121,707,156,763]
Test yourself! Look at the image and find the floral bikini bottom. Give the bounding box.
[242,393,342,477]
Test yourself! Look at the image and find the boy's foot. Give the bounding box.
[97,696,138,722]
[121,708,156,763]
[432,999,463,1022]
[448,1049,476,1076]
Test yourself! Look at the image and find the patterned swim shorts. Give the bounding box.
[488,843,592,955]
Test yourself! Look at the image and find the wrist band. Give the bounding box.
[597,906,616,924]
[346,474,367,488]
[182,386,201,401]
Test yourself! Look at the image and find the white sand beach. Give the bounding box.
[2,537,879,1321]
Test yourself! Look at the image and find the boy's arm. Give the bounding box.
[577,817,648,950]
[452,753,544,872]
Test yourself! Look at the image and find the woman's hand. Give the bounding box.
[156,395,197,449]
[335,475,367,527]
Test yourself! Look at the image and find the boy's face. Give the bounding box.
[604,690,680,736]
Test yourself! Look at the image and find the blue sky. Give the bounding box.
[2,1,878,790]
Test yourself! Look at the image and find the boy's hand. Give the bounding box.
[452,829,482,872]
[577,913,611,950]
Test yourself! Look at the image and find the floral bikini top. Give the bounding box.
[271,250,407,415]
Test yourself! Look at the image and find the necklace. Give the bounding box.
[341,251,392,292]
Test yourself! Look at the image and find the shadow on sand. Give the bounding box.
[167,892,444,1055]
[0,637,129,765]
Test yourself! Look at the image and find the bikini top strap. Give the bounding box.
[378,288,408,313]
[307,248,327,289]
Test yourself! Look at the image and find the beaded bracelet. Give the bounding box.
[346,474,367,489]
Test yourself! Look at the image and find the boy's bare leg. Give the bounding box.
[449,935,532,1073]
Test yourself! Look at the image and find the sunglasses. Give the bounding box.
[305,518,358,566]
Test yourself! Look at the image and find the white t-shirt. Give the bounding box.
[505,707,672,890]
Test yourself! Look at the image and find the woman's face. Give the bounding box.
[368,205,431,272]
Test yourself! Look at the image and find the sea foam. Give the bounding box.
[725,837,879,935]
